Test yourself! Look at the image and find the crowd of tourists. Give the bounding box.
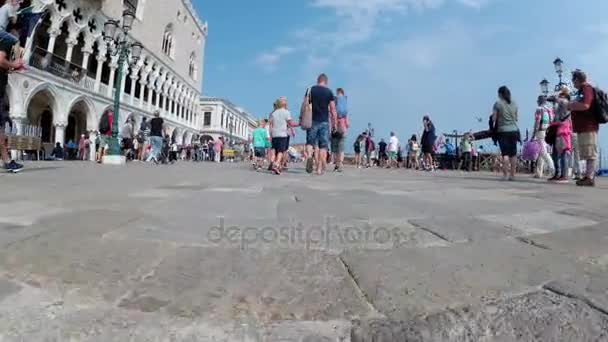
[492,68,603,187]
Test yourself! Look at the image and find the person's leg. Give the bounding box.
[560,152,569,179]
[509,156,517,178]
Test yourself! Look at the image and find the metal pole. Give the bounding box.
[107,43,127,156]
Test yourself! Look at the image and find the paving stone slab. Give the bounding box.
[340,238,585,320]
[117,247,375,323]
[479,210,598,235]
[351,290,608,342]
[0,228,174,302]
[521,224,608,264]
[408,216,521,243]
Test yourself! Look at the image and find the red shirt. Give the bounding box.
[572,83,599,133]
[104,113,113,136]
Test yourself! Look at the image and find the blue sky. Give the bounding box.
[192,0,608,151]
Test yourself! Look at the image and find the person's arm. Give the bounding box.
[568,86,593,112]
[329,100,337,131]
[532,108,541,136]
[0,51,23,71]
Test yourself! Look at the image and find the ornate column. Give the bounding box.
[81,39,94,70]
[107,55,119,98]
[139,65,151,108]
[119,62,129,102]
[54,123,66,144]
[147,69,158,112]
[154,70,165,110]
[129,65,140,106]
[65,37,77,63]
[46,28,60,54]
[94,46,107,92]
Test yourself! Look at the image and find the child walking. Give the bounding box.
[550,87,573,183]
[251,119,269,171]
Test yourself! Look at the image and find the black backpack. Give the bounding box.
[592,87,608,124]
[99,115,110,133]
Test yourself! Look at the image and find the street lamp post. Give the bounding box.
[540,78,550,97]
[553,57,565,90]
[102,10,143,164]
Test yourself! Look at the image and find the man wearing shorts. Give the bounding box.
[269,97,297,175]
[569,69,599,187]
[305,74,337,175]
[0,21,23,171]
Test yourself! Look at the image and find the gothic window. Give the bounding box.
[204,112,211,126]
[162,24,175,58]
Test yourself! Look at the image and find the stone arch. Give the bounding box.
[66,95,97,129]
[184,131,193,146]
[171,127,183,145]
[25,85,60,145]
[24,83,61,122]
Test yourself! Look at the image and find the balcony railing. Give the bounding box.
[30,47,86,85]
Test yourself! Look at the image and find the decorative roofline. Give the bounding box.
[182,0,208,37]
[201,96,257,122]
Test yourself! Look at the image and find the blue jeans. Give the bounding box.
[552,149,570,178]
[147,136,162,161]
[306,121,330,149]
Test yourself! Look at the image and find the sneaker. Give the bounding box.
[547,176,558,182]
[576,177,595,187]
[5,160,22,171]
[555,177,569,183]
[305,158,314,174]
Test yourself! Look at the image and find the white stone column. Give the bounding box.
[81,51,91,70]
[146,85,154,112]
[65,39,76,63]
[54,123,66,144]
[47,29,60,54]
[107,65,116,98]
[129,74,138,106]
[94,55,106,92]
[160,93,167,114]
[139,80,147,108]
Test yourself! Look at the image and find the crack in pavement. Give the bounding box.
[543,283,608,317]
[408,220,452,243]
[515,236,552,250]
[337,256,383,318]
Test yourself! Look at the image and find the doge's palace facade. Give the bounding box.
[8,0,207,158]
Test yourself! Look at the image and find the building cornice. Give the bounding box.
[200,96,257,123]
[182,0,208,37]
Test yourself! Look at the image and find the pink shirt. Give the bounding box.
[213,140,223,152]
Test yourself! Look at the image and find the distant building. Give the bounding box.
[199,97,257,143]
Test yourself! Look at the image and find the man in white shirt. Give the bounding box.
[388,131,399,168]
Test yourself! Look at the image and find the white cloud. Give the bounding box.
[254,45,296,72]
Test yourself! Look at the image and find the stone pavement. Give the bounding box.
[0,161,607,341]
